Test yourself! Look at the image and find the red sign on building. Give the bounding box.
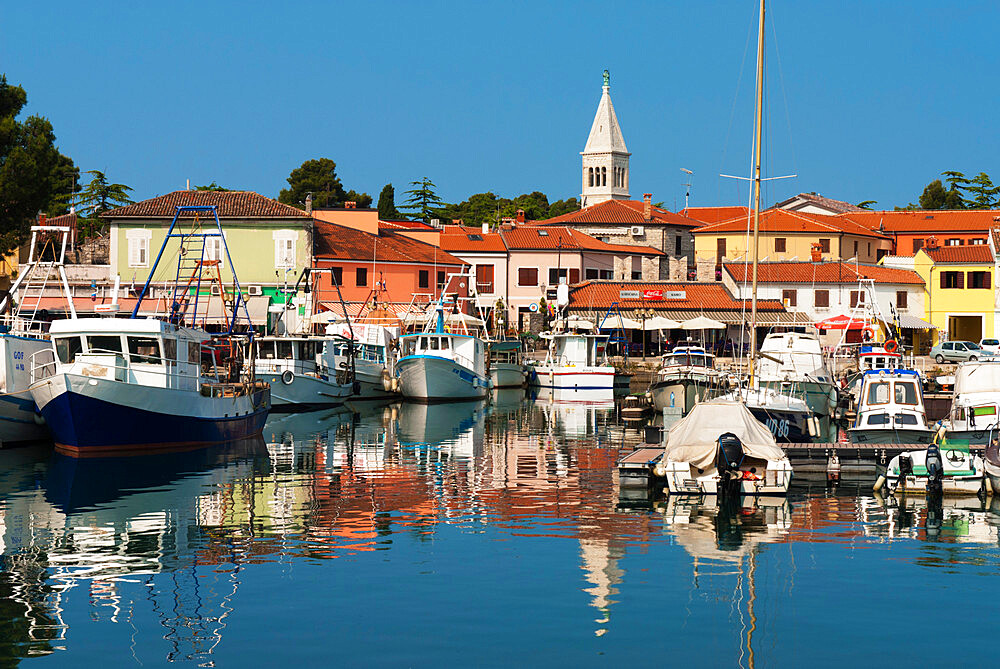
[642,289,663,301]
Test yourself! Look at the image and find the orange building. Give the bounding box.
[840,209,997,256]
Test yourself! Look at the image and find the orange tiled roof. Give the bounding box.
[922,244,993,263]
[840,209,1000,233]
[568,281,785,311]
[379,219,435,230]
[680,205,751,224]
[440,226,508,253]
[102,190,310,219]
[694,208,889,239]
[314,221,464,265]
[533,199,701,227]
[499,226,663,255]
[723,261,924,285]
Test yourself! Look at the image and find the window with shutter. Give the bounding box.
[815,290,829,308]
[475,265,494,293]
[896,291,907,309]
[518,267,538,286]
[126,230,151,268]
[569,268,580,284]
[273,231,297,269]
[819,238,831,253]
[782,289,797,307]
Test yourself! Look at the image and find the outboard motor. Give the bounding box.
[925,443,944,496]
[897,454,913,493]
[716,432,745,495]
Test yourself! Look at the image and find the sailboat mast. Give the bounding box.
[748,0,765,384]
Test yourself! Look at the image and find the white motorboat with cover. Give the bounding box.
[655,400,793,495]
[946,361,1000,445]
[876,434,985,496]
[649,344,727,414]
[255,335,353,410]
[848,369,934,444]
[27,205,270,456]
[754,332,838,441]
[718,386,816,443]
[529,326,615,391]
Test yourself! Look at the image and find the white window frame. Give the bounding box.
[204,232,226,268]
[273,230,297,269]
[126,228,152,268]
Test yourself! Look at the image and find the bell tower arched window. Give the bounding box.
[588,167,594,187]
[601,167,607,186]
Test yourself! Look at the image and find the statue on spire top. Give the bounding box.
[603,69,610,87]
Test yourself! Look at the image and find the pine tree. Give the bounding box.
[74,170,134,237]
[401,177,445,224]
[377,183,403,219]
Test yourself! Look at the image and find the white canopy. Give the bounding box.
[955,361,1000,395]
[663,400,787,470]
[403,309,485,329]
[680,316,726,330]
[565,315,594,330]
[645,316,681,330]
[598,315,643,330]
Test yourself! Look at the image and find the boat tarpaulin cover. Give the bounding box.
[955,362,1000,395]
[663,399,787,469]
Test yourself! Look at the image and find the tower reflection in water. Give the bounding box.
[0,396,998,664]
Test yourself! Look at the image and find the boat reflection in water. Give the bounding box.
[861,492,999,544]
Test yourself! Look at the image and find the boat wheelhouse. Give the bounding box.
[323,321,399,399]
[30,318,269,455]
[396,329,490,401]
[487,339,527,389]
[529,330,615,392]
[946,360,1000,445]
[255,335,353,410]
[754,332,838,441]
[650,345,726,414]
[848,369,934,445]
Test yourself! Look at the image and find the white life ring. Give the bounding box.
[529,303,539,313]
[281,370,295,385]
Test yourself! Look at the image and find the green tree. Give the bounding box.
[401,177,445,223]
[0,74,64,254]
[965,172,999,209]
[195,181,229,191]
[344,189,373,208]
[377,183,403,219]
[75,170,134,236]
[441,192,502,226]
[546,197,580,218]
[918,180,947,209]
[856,200,877,210]
[45,153,80,216]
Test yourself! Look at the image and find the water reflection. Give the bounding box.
[1,399,1000,664]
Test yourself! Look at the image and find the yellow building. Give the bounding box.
[912,244,995,343]
[692,209,892,280]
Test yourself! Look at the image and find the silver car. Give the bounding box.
[929,340,993,363]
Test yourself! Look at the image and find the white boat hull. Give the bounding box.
[884,449,985,494]
[529,365,615,391]
[397,355,489,401]
[662,459,793,495]
[257,371,353,409]
[490,363,526,388]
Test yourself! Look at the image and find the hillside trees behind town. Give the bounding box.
[278,158,372,210]
[438,192,580,227]
[905,171,1000,210]
[0,74,80,254]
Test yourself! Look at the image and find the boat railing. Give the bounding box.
[29,345,251,389]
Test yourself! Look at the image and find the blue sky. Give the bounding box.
[4,1,999,211]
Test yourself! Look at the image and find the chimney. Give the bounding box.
[482,222,489,235]
[516,209,525,224]
[925,235,939,249]
[345,201,357,209]
[38,212,46,226]
[643,193,652,222]
[305,193,313,215]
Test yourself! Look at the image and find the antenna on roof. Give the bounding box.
[680,168,693,209]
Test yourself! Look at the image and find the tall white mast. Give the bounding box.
[748,0,765,385]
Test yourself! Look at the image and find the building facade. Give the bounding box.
[913,243,995,343]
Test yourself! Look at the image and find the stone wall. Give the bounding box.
[72,234,109,265]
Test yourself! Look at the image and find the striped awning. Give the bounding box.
[897,314,937,330]
[570,308,805,327]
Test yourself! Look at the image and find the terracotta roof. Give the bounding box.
[42,212,77,226]
[379,219,435,230]
[777,193,863,213]
[694,208,889,239]
[723,261,924,285]
[102,190,310,219]
[499,226,663,255]
[314,221,465,265]
[440,227,508,253]
[680,206,751,224]
[991,228,1000,249]
[922,244,993,263]
[840,209,1000,233]
[533,199,700,227]
[567,281,785,311]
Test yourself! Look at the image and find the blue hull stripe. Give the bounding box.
[41,390,268,456]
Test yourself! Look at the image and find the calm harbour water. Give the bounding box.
[1,390,999,667]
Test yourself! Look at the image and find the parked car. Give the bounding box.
[929,340,994,363]
[980,338,1000,355]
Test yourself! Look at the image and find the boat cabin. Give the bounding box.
[44,318,212,391]
[855,370,925,429]
[544,332,609,367]
[488,340,523,365]
[256,336,324,376]
[399,332,487,376]
[662,345,715,369]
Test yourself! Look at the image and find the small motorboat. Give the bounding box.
[620,394,651,422]
[654,399,793,495]
[649,344,726,415]
[876,434,985,496]
[944,361,1000,445]
[848,369,934,444]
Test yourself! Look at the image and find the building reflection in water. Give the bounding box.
[1,396,1000,663]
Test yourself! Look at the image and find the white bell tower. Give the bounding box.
[580,70,630,207]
